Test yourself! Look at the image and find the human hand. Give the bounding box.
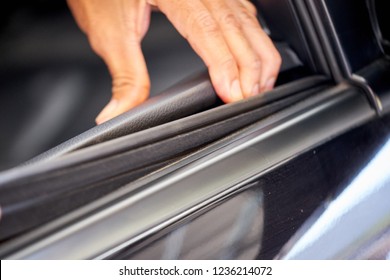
[68,0,282,124]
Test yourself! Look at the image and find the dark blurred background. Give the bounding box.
[0,1,206,171]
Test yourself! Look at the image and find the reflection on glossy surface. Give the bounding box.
[354,227,390,260]
[254,113,390,259]
[279,138,390,259]
[114,188,264,260]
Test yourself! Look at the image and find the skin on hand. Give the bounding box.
[67,0,282,124]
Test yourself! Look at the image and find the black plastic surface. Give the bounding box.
[0,76,328,241]
[373,0,390,53]
[111,108,390,260]
[324,0,383,72]
[26,72,218,164]
[256,0,328,74]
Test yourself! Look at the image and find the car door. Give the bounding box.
[0,0,389,259]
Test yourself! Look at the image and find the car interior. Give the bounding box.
[0,0,389,259]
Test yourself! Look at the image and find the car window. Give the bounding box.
[0,0,326,170]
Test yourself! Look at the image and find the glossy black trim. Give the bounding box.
[305,0,390,114]
[0,76,328,240]
[278,121,390,259]
[0,83,375,259]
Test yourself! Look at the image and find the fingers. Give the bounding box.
[68,0,152,124]
[150,0,281,103]
[94,38,150,124]
[68,0,281,126]
[202,0,262,98]
[153,0,241,102]
[233,0,282,92]
[92,1,151,124]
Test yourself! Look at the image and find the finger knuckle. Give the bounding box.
[238,8,258,27]
[269,52,282,73]
[218,56,236,70]
[244,1,258,16]
[221,13,241,31]
[112,75,150,93]
[191,11,219,35]
[274,52,282,66]
[247,58,262,71]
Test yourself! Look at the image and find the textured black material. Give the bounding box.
[0,76,328,240]
[0,0,332,244]
[26,66,311,167]
[27,72,218,163]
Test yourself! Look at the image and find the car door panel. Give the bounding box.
[1,0,390,260]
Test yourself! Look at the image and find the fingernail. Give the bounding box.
[96,99,118,124]
[264,78,276,92]
[230,79,243,101]
[251,83,260,97]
